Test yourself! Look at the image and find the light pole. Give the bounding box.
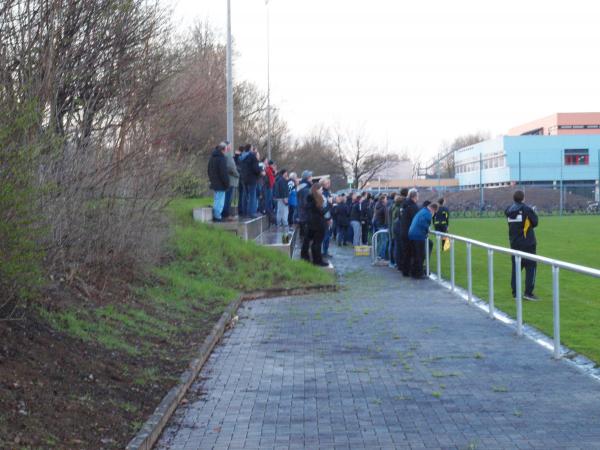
[266,0,272,161]
[226,0,234,150]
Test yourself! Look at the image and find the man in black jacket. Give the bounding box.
[505,190,539,301]
[398,188,419,276]
[207,141,230,222]
[433,197,450,233]
[359,194,370,245]
[273,169,290,227]
[297,170,313,260]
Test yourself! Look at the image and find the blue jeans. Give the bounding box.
[213,190,226,220]
[238,184,246,216]
[374,223,388,259]
[322,224,332,255]
[245,183,258,216]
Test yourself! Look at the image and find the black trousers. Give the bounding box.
[511,246,537,295]
[361,221,369,245]
[411,239,433,277]
[300,223,310,261]
[399,237,413,276]
[308,228,325,264]
[395,238,403,271]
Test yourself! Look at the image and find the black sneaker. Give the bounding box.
[523,293,541,301]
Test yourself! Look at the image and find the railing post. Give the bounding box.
[436,234,441,280]
[552,265,561,359]
[487,249,494,319]
[450,238,455,291]
[466,242,473,303]
[371,232,377,265]
[425,238,430,277]
[515,255,523,336]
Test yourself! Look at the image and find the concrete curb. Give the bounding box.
[125,283,337,450]
[126,296,242,450]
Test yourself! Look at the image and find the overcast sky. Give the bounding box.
[168,0,600,160]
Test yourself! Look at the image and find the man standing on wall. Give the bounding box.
[207,141,230,222]
[505,190,539,301]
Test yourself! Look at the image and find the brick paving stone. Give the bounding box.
[156,246,600,450]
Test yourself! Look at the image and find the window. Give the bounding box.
[564,149,589,165]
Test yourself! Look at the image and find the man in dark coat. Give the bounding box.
[240,146,263,218]
[398,188,419,276]
[297,170,314,260]
[207,141,230,222]
[273,169,290,227]
[505,190,539,301]
[433,197,450,233]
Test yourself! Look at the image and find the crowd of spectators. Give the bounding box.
[207,141,450,274]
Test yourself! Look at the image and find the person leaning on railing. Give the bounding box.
[505,190,539,301]
[408,202,439,279]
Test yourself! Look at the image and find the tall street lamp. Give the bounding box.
[226,0,234,150]
[266,0,272,161]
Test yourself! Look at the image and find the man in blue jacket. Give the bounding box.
[408,202,438,279]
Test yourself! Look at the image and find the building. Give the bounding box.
[364,160,458,191]
[508,112,600,136]
[455,115,600,200]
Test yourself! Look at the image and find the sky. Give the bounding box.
[168,0,600,161]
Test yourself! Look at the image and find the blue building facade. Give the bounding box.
[455,135,600,189]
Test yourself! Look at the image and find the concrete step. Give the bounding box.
[215,215,270,241]
[255,228,296,258]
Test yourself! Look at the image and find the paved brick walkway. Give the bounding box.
[156,246,600,450]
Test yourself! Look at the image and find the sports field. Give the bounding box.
[429,215,600,363]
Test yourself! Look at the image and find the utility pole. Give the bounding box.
[226,0,234,150]
[479,153,484,215]
[559,150,564,216]
[266,0,272,161]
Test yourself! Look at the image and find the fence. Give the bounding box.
[427,231,600,359]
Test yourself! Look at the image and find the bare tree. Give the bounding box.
[433,132,490,178]
[332,128,399,189]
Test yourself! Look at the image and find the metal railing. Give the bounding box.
[427,231,600,359]
[371,229,389,264]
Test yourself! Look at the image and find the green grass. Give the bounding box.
[41,197,333,357]
[431,216,600,363]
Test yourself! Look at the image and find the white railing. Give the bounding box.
[428,231,600,359]
[371,229,389,264]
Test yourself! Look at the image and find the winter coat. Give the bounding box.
[265,166,275,188]
[240,151,262,185]
[225,151,239,188]
[306,194,326,232]
[398,198,419,240]
[296,178,312,223]
[273,175,289,200]
[288,180,297,207]
[373,200,387,228]
[359,199,370,223]
[408,207,433,241]
[390,197,404,240]
[350,201,362,222]
[207,148,230,191]
[505,202,538,249]
[334,201,350,227]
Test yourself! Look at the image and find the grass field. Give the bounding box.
[429,215,600,364]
